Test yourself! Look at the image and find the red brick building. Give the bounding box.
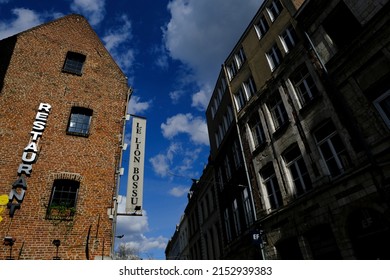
[0,14,129,259]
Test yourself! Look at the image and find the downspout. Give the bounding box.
[111,86,133,259]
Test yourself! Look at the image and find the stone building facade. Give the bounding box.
[0,14,129,259]
[166,0,390,260]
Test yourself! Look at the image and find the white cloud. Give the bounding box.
[163,0,263,108]
[149,154,170,177]
[169,90,184,104]
[191,87,211,111]
[102,14,135,75]
[169,186,190,197]
[161,113,209,145]
[127,95,152,116]
[149,142,181,177]
[70,0,105,26]
[115,196,168,257]
[0,8,44,39]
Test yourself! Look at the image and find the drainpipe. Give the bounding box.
[111,86,133,259]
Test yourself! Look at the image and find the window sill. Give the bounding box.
[66,131,90,138]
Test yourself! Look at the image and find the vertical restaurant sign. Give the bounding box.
[125,115,146,214]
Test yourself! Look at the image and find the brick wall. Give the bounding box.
[0,14,128,260]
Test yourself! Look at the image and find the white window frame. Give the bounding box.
[243,188,254,226]
[255,15,269,39]
[268,93,288,130]
[291,66,318,107]
[266,44,282,71]
[314,122,349,177]
[234,88,246,112]
[280,25,297,53]
[249,114,266,149]
[243,76,256,100]
[283,147,312,197]
[267,0,283,22]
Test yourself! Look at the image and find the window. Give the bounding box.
[322,1,362,48]
[67,107,93,137]
[373,90,390,129]
[232,199,241,235]
[314,121,350,177]
[227,61,237,81]
[224,155,232,181]
[234,47,246,70]
[260,164,283,210]
[248,113,266,149]
[280,25,298,53]
[47,179,79,219]
[62,51,86,75]
[255,15,269,39]
[243,188,254,226]
[268,92,289,130]
[283,145,312,197]
[232,140,242,169]
[243,76,257,99]
[291,65,318,107]
[267,0,283,22]
[224,208,232,242]
[217,167,224,191]
[266,43,282,71]
[234,88,247,112]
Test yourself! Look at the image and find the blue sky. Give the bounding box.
[0,0,262,259]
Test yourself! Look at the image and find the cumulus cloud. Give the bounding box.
[161,113,209,145]
[127,95,152,116]
[115,196,168,256]
[149,142,203,179]
[169,186,190,197]
[0,8,44,39]
[191,87,211,111]
[102,14,135,75]
[162,0,262,108]
[149,142,181,177]
[169,90,185,104]
[70,0,105,26]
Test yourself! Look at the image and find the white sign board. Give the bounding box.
[125,116,146,214]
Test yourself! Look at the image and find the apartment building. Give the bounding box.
[166,0,390,259]
[0,15,129,259]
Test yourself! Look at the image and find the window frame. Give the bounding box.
[266,43,282,71]
[314,121,350,177]
[267,92,289,131]
[46,179,80,220]
[243,188,254,226]
[255,14,270,39]
[248,113,266,150]
[373,90,390,129]
[267,0,283,22]
[232,199,241,235]
[62,51,86,76]
[67,107,93,137]
[280,25,298,54]
[291,65,319,107]
[261,164,283,211]
[283,145,312,197]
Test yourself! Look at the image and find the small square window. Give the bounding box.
[62,52,86,75]
[67,107,93,137]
